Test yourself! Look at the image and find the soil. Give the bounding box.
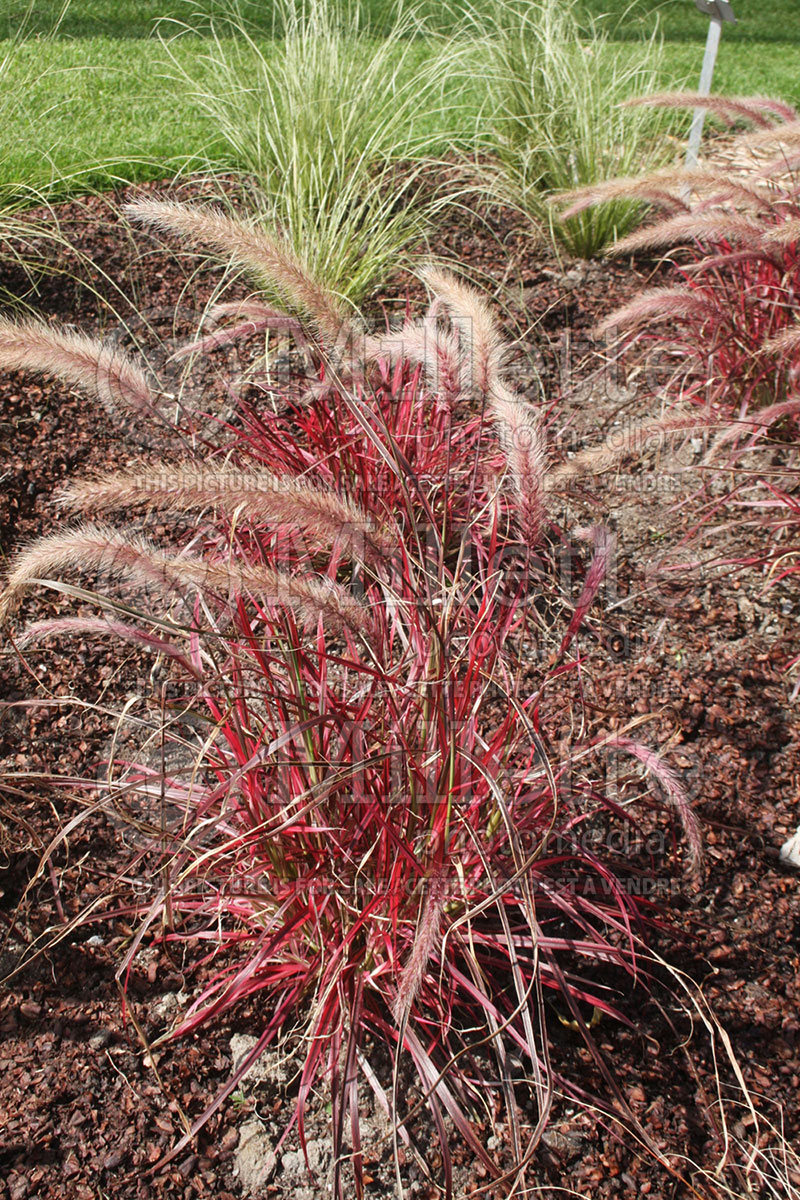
[0,182,799,1200]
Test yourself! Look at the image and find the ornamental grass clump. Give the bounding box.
[563,95,800,876]
[562,93,800,425]
[466,0,677,258]
[1,202,703,1196]
[160,0,460,303]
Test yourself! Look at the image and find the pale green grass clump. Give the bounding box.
[2,0,800,285]
[466,0,681,256]
[160,0,464,303]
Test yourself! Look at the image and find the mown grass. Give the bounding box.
[1,1,799,195]
[5,0,800,41]
[0,39,219,191]
[581,0,800,43]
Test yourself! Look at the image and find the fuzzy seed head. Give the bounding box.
[58,464,394,566]
[125,198,347,342]
[0,317,157,414]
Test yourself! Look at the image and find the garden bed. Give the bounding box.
[0,184,799,1200]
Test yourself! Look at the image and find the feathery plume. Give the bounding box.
[16,617,202,676]
[732,119,800,152]
[411,270,547,543]
[557,167,703,219]
[546,413,708,485]
[0,317,157,415]
[561,169,772,222]
[208,299,299,324]
[594,288,716,339]
[58,463,394,565]
[0,524,178,625]
[393,866,448,1023]
[761,219,800,247]
[172,299,304,362]
[489,383,547,549]
[202,561,373,639]
[680,248,778,277]
[705,396,800,456]
[762,325,800,355]
[559,526,614,657]
[607,736,703,876]
[612,212,766,256]
[625,92,797,129]
[0,524,373,639]
[365,315,466,402]
[125,198,347,341]
[422,267,504,398]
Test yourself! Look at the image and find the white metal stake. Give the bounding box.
[686,15,722,167]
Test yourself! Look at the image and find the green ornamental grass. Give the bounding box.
[467,0,681,257]
[2,5,800,218]
[160,0,464,304]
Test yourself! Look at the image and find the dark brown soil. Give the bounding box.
[1,183,799,1200]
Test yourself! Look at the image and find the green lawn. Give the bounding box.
[582,0,800,42]
[4,0,800,41]
[1,0,799,196]
[1,39,222,191]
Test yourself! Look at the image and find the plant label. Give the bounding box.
[692,0,736,21]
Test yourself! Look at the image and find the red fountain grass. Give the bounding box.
[563,93,800,430]
[0,210,703,1197]
[564,91,800,727]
